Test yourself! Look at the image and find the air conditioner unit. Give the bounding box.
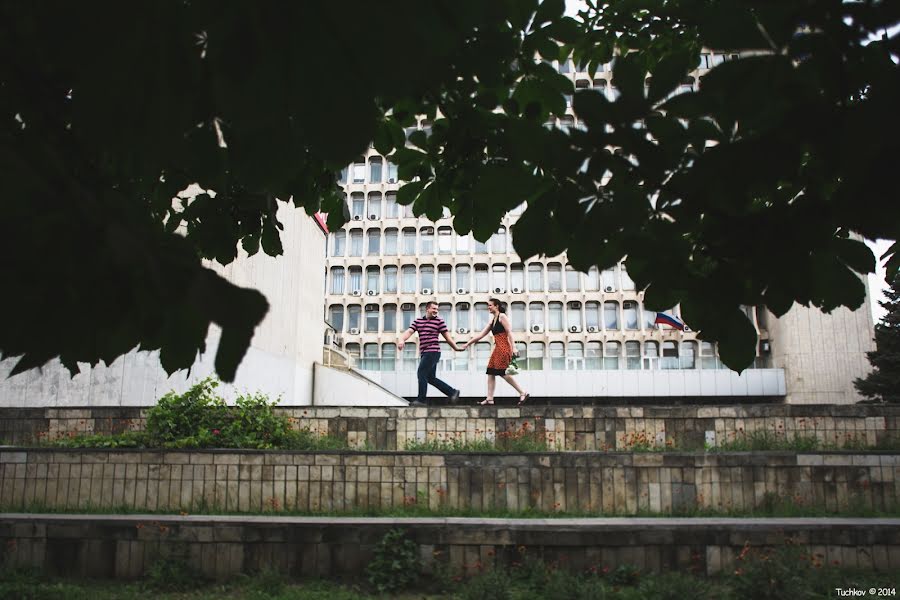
[457,327,469,334]
[604,286,614,293]
[368,214,378,220]
[530,324,544,333]
[569,325,581,333]
[493,287,506,294]
[587,326,599,333]
[511,286,523,294]
[349,328,360,335]
[456,288,468,294]
[351,290,362,297]
[352,215,362,221]
[421,288,433,295]
[366,290,377,296]
[388,177,396,183]
[401,303,415,310]
[568,301,582,308]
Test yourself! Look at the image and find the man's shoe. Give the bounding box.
[409,401,427,407]
[450,389,461,403]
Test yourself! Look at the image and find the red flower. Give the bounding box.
[212,429,221,435]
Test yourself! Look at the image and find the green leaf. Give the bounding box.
[260,218,283,256]
[397,180,426,206]
[534,0,564,25]
[611,52,645,102]
[648,49,693,104]
[834,238,875,274]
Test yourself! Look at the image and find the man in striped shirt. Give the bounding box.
[397,301,465,406]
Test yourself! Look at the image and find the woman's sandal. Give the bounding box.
[479,398,494,406]
[518,393,530,406]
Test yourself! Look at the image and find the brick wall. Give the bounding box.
[2,405,899,449]
[2,449,898,514]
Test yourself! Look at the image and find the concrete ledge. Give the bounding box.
[1,514,898,579]
[2,404,898,449]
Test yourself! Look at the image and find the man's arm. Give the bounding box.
[397,327,415,350]
[441,330,464,351]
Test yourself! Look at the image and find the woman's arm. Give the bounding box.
[467,321,492,345]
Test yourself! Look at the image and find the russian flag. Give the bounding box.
[655,312,686,330]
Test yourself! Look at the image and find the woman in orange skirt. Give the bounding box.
[466,298,530,405]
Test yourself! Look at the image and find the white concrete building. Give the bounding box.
[324,51,875,404]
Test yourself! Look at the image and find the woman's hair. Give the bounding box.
[488,298,507,313]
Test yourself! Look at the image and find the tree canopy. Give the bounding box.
[2,0,897,380]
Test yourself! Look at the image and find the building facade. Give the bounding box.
[325,51,875,403]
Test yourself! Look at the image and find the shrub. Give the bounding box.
[365,529,420,594]
[457,567,514,600]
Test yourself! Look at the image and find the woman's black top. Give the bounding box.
[491,316,506,334]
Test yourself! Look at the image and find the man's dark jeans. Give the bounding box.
[417,352,455,403]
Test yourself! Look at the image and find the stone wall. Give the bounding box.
[1,514,898,579]
[2,405,899,450]
[2,449,898,514]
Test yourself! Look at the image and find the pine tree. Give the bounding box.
[855,273,900,403]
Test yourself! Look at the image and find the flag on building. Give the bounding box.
[655,312,686,330]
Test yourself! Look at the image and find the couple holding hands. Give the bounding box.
[397,298,530,407]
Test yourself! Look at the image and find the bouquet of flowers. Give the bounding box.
[506,354,519,375]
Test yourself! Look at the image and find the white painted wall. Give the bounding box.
[0,204,328,407]
[312,363,406,406]
[374,367,786,399]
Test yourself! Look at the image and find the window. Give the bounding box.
[620,265,636,291]
[547,263,562,292]
[568,341,585,370]
[528,263,544,292]
[511,302,526,332]
[491,227,507,254]
[384,228,398,255]
[475,264,489,293]
[700,341,719,369]
[401,344,417,370]
[330,267,345,294]
[365,266,380,293]
[491,264,507,291]
[550,341,565,370]
[681,341,697,369]
[381,343,396,370]
[401,265,416,293]
[454,345,469,371]
[401,304,415,330]
[366,229,381,256]
[332,231,346,257]
[566,302,581,329]
[351,158,366,183]
[559,59,572,74]
[585,301,600,329]
[625,341,641,370]
[586,341,602,369]
[527,342,544,370]
[346,343,360,363]
[662,341,679,370]
[603,301,619,330]
[439,302,452,325]
[510,264,525,292]
[585,267,600,291]
[419,227,434,254]
[624,301,639,330]
[420,265,434,291]
[347,305,361,331]
[348,266,362,294]
[349,229,363,257]
[456,265,471,291]
[565,265,580,291]
[383,304,397,332]
[364,305,379,332]
[644,309,658,329]
[385,192,399,218]
[475,342,492,370]
[382,266,397,293]
[402,228,416,255]
[338,167,347,185]
[644,341,659,370]
[474,237,488,254]
[548,302,563,331]
[366,193,381,221]
[515,342,528,369]
[475,302,489,329]
[361,343,379,369]
[456,303,471,332]
[328,305,344,332]
[438,227,452,254]
[529,302,544,327]
[386,160,398,183]
[369,157,383,183]
[602,269,616,291]
[351,193,365,219]
[437,265,452,293]
[402,201,414,218]
[604,341,621,369]
[455,232,470,254]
